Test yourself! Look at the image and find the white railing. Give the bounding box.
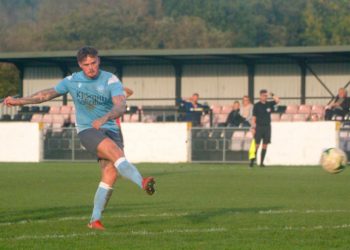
[0,104,19,118]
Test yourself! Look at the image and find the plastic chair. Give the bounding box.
[221,105,233,114]
[298,105,311,114]
[311,105,325,118]
[49,106,61,114]
[70,114,76,125]
[285,105,299,114]
[210,104,222,114]
[293,114,308,121]
[230,131,245,151]
[30,114,43,123]
[280,114,293,121]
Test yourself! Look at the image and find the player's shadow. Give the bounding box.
[183,206,282,223]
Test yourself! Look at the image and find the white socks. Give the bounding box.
[115,157,143,188]
[90,182,113,222]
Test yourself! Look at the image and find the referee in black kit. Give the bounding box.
[250,89,280,167]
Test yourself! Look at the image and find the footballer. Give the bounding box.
[3,46,155,230]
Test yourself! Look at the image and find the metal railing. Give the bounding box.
[0,105,19,118]
[43,128,95,161]
[191,127,251,163]
[43,126,250,162]
[42,125,350,162]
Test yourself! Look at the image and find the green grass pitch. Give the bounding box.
[0,162,349,250]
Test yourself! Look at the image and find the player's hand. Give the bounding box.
[92,118,106,130]
[3,96,21,107]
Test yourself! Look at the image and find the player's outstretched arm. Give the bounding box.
[3,88,61,107]
[92,95,126,129]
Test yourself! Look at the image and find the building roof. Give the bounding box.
[0,46,350,66]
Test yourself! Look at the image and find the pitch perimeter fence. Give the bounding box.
[43,126,350,163]
[43,127,252,162]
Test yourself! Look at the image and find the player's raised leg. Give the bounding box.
[96,138,156,195]
[88,159,117,230]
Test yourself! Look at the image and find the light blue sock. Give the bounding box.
[115,157,143,188]
[90,182,113,222]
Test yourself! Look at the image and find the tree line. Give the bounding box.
[1,0,350,97]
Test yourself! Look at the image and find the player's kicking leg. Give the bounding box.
[96,137,156,196]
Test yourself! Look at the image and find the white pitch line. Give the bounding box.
[0,227,227,241]
[1,209,349,227]
[240,224,350,231]
[1,224,350,241]
[258,209,350,215]
[0,212,189,227]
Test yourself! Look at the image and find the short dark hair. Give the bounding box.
[192,93,199,97]
[260,89,268,95]
[77,46,99,62]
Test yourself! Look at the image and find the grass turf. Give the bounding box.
[0,162,349,250]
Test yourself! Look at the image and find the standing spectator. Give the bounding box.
[180,93,206,126]
[240,95,253,127]
[225,101,245,127]
[325,88,350,120]
[250,89,280,167]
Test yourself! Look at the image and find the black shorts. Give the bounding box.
[78,128,124,155]
[255,126,271,144]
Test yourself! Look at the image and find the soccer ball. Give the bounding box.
[320,148,347,174]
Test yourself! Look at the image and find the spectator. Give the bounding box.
[225,101,245,127]
[179,93,206,126]
[240,95,253,127]
[325,88,350,120]
[310,114,320,122]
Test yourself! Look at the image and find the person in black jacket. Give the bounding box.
[225,101,245,127]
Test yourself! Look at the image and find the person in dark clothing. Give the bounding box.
[180,93,206,126]
[225,101,245,127]
[325,88,350,120]
[250,89,280,167]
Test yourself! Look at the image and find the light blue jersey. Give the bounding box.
[54,70,124,133]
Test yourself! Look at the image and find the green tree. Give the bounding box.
[1,0,350,51]
[0,63,19,98]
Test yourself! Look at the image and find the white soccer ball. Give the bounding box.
[320,148,347,174]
